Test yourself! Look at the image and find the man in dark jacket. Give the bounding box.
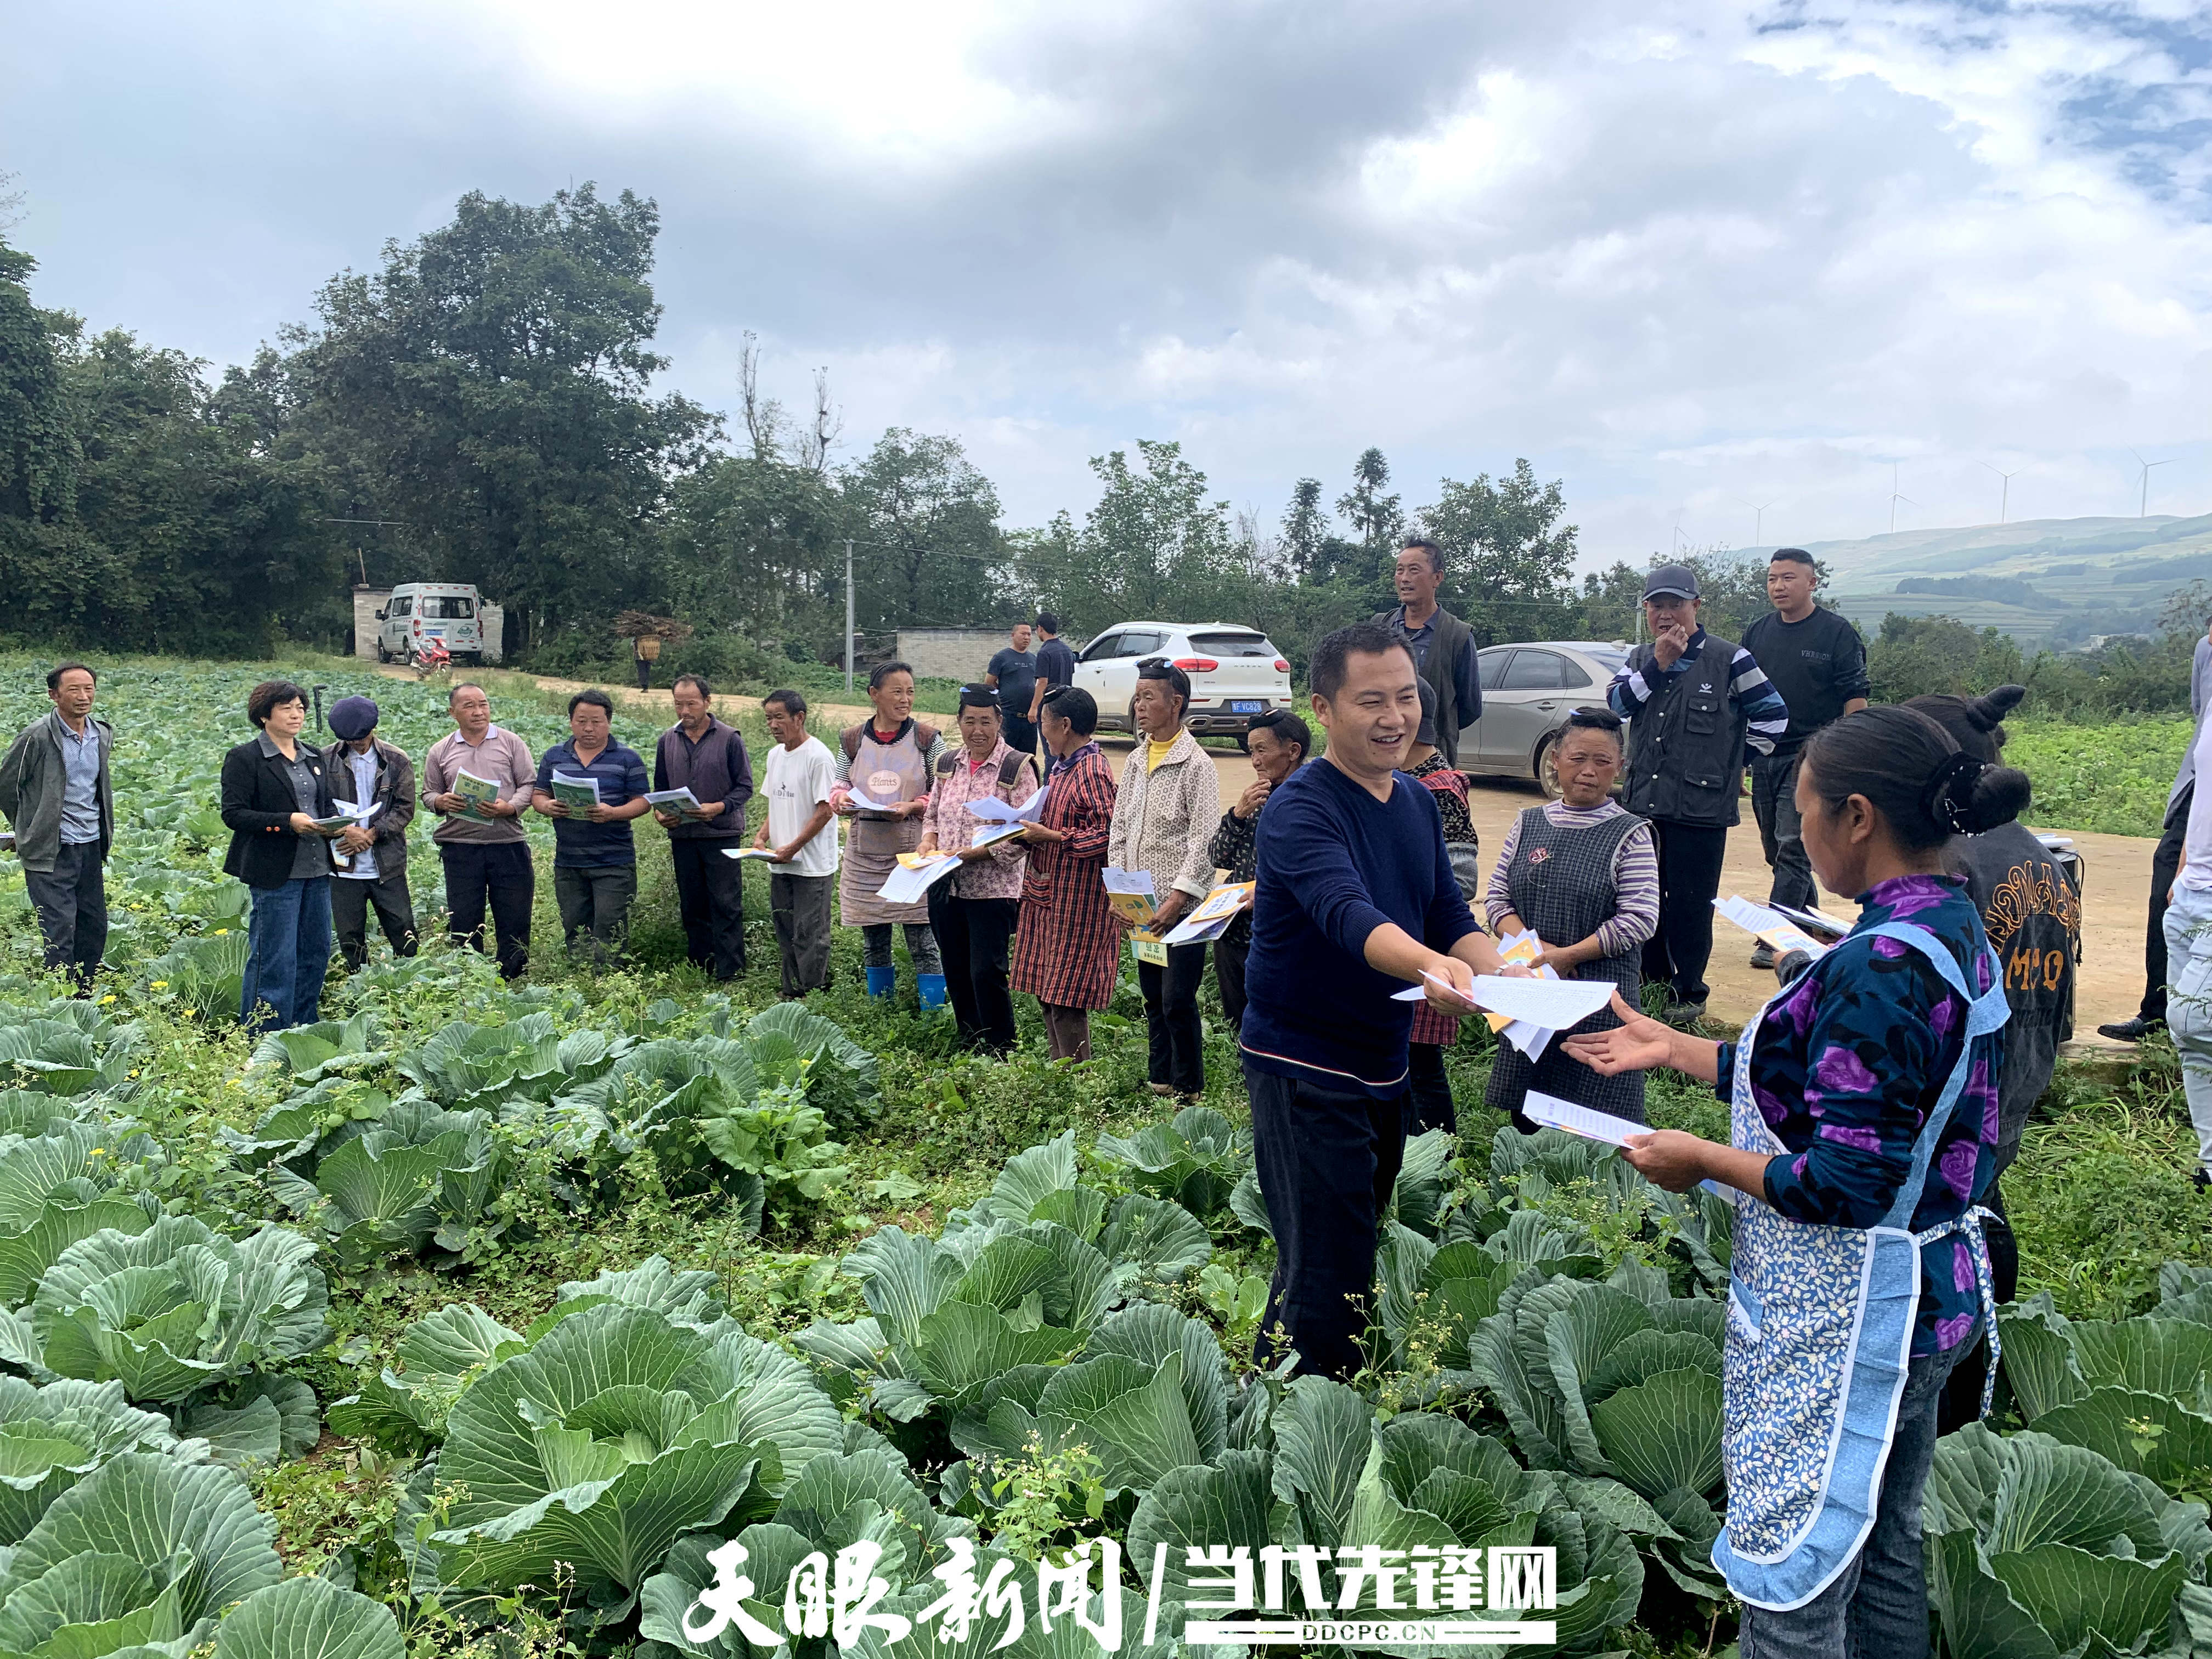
[1739,548,1869,962]
[323,695,419,972]
[653,673,755,980]
[0,663,114,990]
[1606,564,1791,1023]
[1373,539,1480,765]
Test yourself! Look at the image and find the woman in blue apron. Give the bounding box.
[1563,706,2027,1658]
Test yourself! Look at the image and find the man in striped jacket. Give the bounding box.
[1606,563,1790,1024]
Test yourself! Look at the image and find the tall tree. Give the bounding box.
[664,453,846,654]
[1070,439,1238,624]
[282,183,716,643]
[839,428,1005,637]
[1336,447,1404,557]
[1281,477,1327,583]
[1417,458,1581,644]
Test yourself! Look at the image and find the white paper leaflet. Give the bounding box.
[1712,894,1829,961]
[874,854,963,905]
[965,785,1049,823]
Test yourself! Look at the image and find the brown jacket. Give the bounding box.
[323,736,418,873]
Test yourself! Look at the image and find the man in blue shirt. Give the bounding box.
[1025,613,1077,744]
[1242,622,1509,1378]
[531,689,652,966]
[0,663,114,990]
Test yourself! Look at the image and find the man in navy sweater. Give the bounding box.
[1241,622,1509,1378]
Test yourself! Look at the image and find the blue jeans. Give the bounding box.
[2163,882,2212,1175]
[1737,1333,1970,1659]
[242,876,333,1032]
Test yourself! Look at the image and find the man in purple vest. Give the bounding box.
[653,673,755,980]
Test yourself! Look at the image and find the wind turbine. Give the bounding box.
[1671,510,1688,557]
[2132,450,2175,517]
[1734,496,1778,548]
[1887,463,1917,535]
[1979,461,2020,525]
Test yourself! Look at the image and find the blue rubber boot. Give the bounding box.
[865,966,897,998]
[917,973,949,1012]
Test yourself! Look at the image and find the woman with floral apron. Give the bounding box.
[1565,706,2027,1657]
[830,662,949,1008]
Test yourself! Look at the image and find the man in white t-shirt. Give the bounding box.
[2163,712,2212,1190]
[755,689,840,997]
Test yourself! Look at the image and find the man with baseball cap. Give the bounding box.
[1606,563,1790,1023]
[322,695,419,972]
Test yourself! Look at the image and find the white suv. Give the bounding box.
[1070,622,1294,745]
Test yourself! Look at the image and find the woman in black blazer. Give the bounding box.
[220,680,340,1031]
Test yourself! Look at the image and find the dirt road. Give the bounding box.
[390,662,2151,1040]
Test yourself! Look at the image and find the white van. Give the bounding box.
[375,583,486,665]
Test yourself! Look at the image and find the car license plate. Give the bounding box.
[1231,699,1263,714]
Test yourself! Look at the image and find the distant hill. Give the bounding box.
[1708,514,2212,649]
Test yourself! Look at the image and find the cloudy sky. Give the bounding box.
[7,0,2212,567]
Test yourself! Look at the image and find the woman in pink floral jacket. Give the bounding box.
[919,686,1043,1053]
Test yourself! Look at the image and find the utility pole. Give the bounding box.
[844,539,855,693]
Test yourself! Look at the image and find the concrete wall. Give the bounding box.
[895,628,1007,682]
[352,586,504,663]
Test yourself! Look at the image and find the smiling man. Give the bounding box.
[1240,622,1506,1379]
[1372,539,1481,766]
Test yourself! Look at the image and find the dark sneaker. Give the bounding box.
[1661,1000,1708,1028]
[2195,1167,2209,1192]
[2097,1017,2162,1043]
[1749,943,1778,970]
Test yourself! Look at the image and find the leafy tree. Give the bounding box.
[1280,478,1328,583]
[839,428,1006,638]
[1336,447,1403,558]
[1867,614,2023,702]
[280,183,716,645]
[1061,440,1239,625]
[1416,459,1582,644]
[664,454,847,657]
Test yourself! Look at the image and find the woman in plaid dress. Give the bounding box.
[1013,687,1120,1062]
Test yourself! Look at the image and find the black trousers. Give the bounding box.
[1214,934,1250,1033]
[1001,712,1039,759]
[1247,1062,1406,1379]
[928,889,1020,1053]
[25,842,107,989]
[440,840,533,979]
[1139,939,1207,1094]
[1407,1042,1456,1135]
[1641,820,1730,1005]
[670,839,747,979]
[2141,785,2191,1023]
[330,870,417,970]
[1936,1187,2019,1436]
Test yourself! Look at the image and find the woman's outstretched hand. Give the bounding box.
[1620,1130,1715,1193]
[1560,990,1674,1075]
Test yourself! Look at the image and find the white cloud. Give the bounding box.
[4,0,2211,563]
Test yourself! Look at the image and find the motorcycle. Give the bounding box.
[410,636,453,680]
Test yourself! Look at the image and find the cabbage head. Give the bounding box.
[0,1376,200,1543]
[29,1217,328,1402]
[429,1300,844,1605]
[0,1451,281,1656]
[1924,1421,2212,1659]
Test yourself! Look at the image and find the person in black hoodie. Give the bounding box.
[1908,685,2081,1432]
[220,680,340,1032]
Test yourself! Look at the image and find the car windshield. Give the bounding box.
[1187,633,1276,657]
[421,596,475,619]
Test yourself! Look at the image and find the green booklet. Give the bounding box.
[453,770,501,819]
[550,770,602,812]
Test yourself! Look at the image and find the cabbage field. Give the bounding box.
[0,652,2209,1658]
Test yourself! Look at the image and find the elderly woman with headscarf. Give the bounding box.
[1011,687,1120,1062]
[918,684,1041,1055]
